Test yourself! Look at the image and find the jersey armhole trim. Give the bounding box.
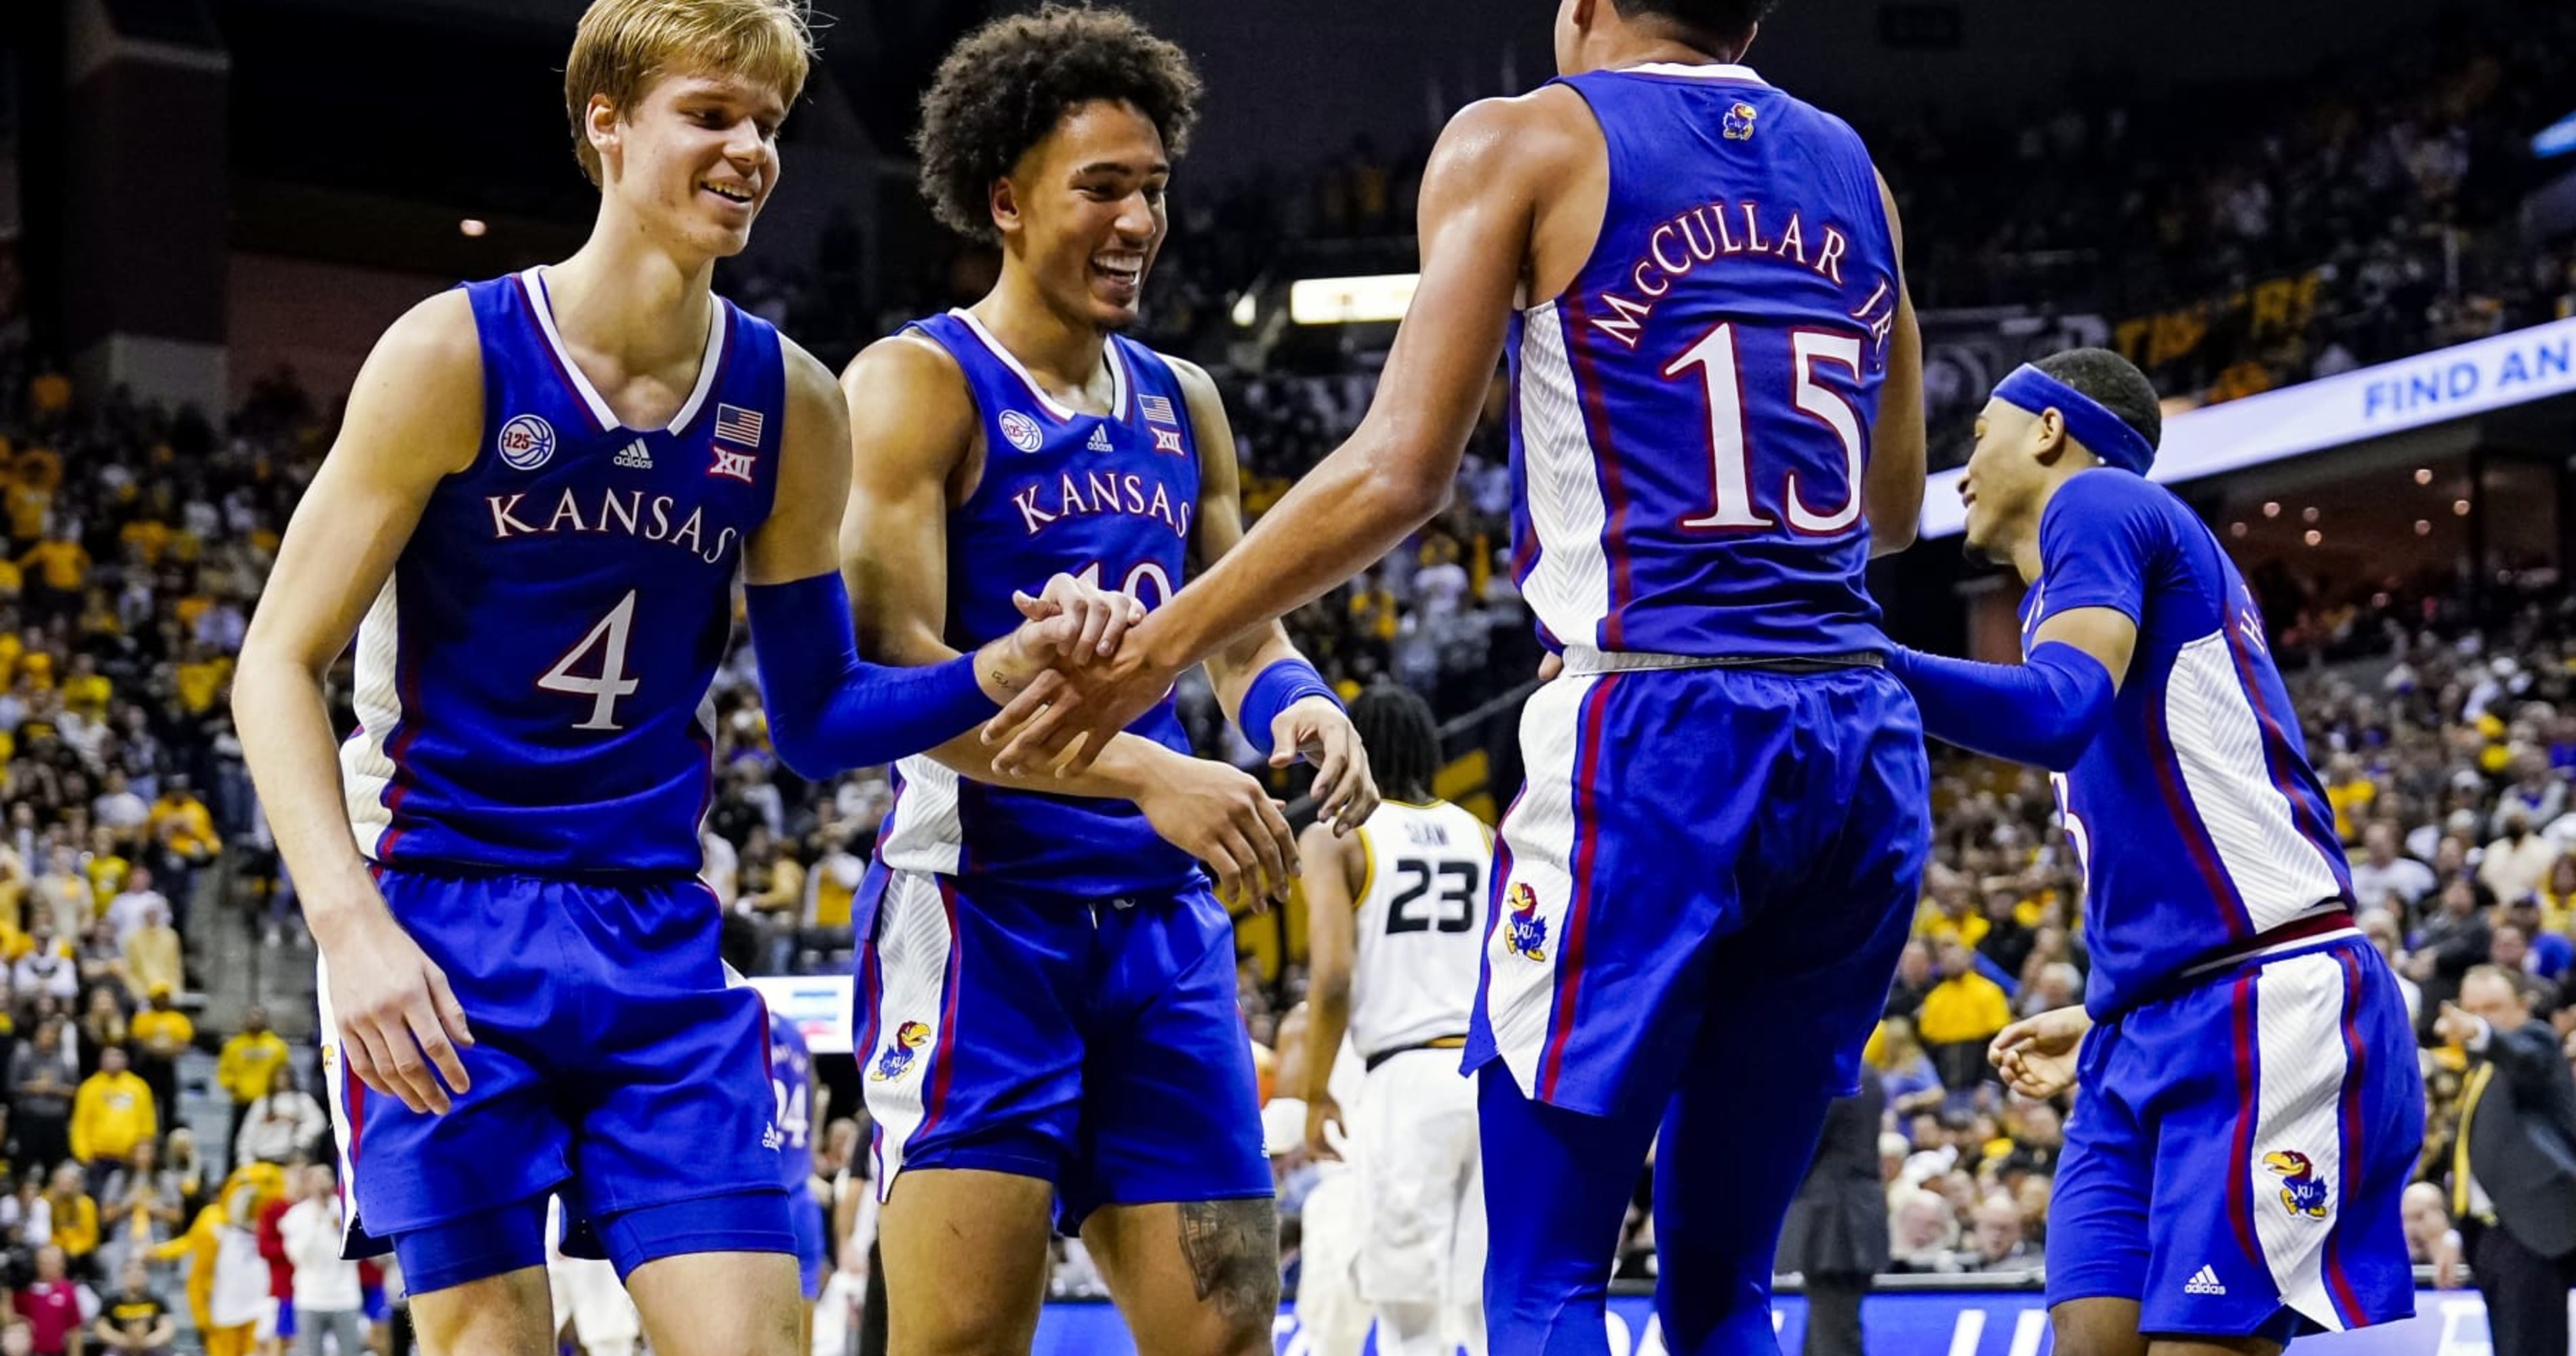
[1354,829,1375,909]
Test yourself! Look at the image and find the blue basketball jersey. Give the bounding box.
[872,311,1201,899]
[767,1008,815,1192]
[2020,470,2354,1017]
[338,268,784,875]
[1510,63,1900,658]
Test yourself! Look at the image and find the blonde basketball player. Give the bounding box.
[1303,686,1491,1356]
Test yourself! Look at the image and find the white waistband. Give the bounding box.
[2178,925,2362,981]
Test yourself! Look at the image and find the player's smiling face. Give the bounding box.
[997,98,1169,331]
[1958,399,2045,561]
[595,69,786,260]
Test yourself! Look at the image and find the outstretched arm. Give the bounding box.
[982,94,1544,772]
[1887,607,2137,771]
[740,340,1133,779]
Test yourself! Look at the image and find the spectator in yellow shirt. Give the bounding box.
[172,645,230,716]
[119,517,172,567]
[124,902,184,1003]
[19,532,89,618]
[39,1162,100,1268]
[5,484,49,542]
[1916,940,2012,1090]
[130,984,193,1116]
[150,777,222,862]
[218,1008,289,1146]
[71,1045,158,1172]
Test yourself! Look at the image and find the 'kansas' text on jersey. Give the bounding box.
[874,311,1201,898]
[338,269,782,874]
[1511,63,1901,658]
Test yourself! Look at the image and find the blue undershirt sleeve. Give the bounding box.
[742,572,999,780]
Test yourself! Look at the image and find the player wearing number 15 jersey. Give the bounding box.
[976,3,1933,1352]
[834,11,1378,1356]
[233,3,1129,1352]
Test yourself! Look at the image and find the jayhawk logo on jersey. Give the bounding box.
[1721,101,1758,141]
[2262,1151,2331,1218]
[870,1020,933,1082]
[1506,883,1548,961]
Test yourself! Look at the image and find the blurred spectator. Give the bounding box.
[9,1022,76,1170]
[124,991,187,1119]
[121,913,180,1006]
[98,1142,183,1283]
[2350,822,2436,915]
[1916,940,2010,1092]
[233,1067,325,1169]
[217,1010,287,1150]
[92,1258,176,1356]
[32,1164,97,1281]
[12,1246,83,1356]
[1961,1194,2036,1273]
[281,1165,363,1356]
[2483,812,2556,902]
[70,1046,155,1192]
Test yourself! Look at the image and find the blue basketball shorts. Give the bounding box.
[1466,662,1931,1118]
[320,867,795,1293]
[2047,933,2423,1341]
[852,864,1271,1231]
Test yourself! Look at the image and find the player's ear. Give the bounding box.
[2030,409,2072,465]
[988,176,1024,242]
[586,94,624,180]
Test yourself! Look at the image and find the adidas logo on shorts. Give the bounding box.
[1087,425,1114,452]
[2183,1266,2226,1296]
[614,440,654,470]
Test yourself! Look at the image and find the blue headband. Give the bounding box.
[1992,365,2156,475]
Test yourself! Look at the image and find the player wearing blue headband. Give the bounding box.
[1888,348,2422,1356]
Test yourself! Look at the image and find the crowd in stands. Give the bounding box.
[0,344,393,1352]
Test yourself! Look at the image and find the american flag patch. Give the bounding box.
[1138,394,1179,426]
[715,403,765,446]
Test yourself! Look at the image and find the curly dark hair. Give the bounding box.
[913,5,1204,244]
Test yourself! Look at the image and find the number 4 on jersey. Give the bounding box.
[540,590,641,731]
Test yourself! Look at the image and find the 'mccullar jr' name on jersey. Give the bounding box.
[1009,468,1193,540]
[1588,199,1898,354]
[485,487,740,566]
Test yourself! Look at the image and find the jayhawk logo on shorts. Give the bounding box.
[1506,883,1548,962]
[870,1020,932,1082]
[1721,102,1758,141]
[2262,1151,2331,1218]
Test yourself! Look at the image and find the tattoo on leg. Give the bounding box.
[1175,1199,1279,1328]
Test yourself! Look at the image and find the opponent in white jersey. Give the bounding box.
[1303,687,1491,1356]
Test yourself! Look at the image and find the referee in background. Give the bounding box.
[2432,966,2576,1356]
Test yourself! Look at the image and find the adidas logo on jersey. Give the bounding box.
[1087,425,1114,453]
[2183,1266,2226,1296]
[613,440,653,470]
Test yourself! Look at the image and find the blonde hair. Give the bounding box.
[564,0,814,185]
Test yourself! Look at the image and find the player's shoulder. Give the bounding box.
[840,328,967,403]
[1430,87,1594,187]
[838,328,978,443]
[369,287,484,388]
[2044,468,2175,536]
